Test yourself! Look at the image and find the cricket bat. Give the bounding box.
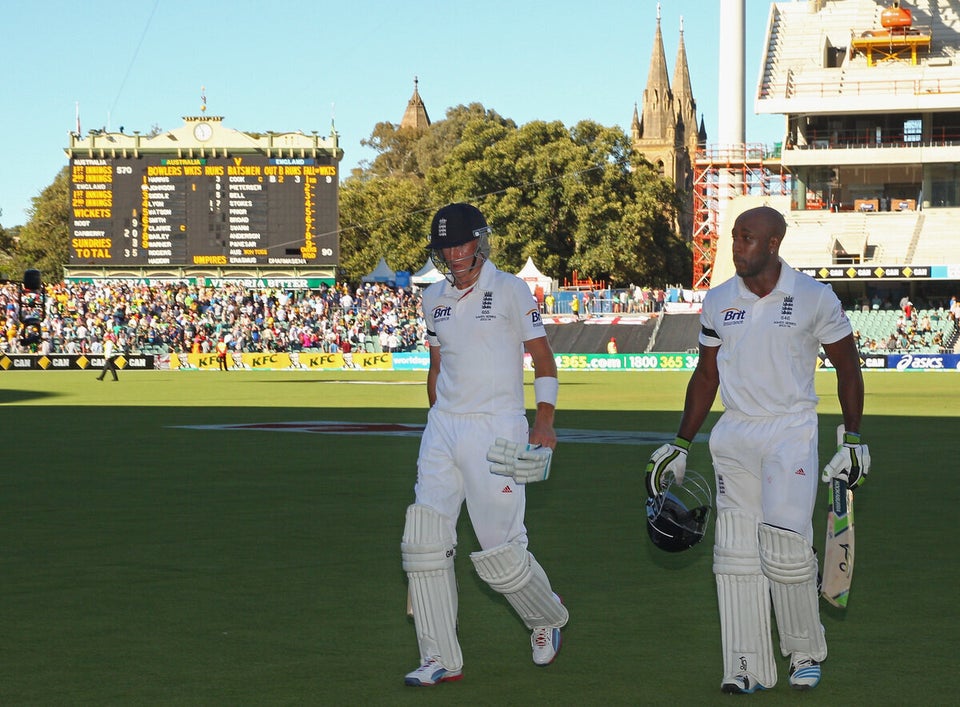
[822,425,855,608]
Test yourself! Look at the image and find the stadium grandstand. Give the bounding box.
[752,0,960,299]
[685,0,960,360]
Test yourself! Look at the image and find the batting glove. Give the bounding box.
[822,431,870,489]
[645,436,691,497]
[487,437,553,483]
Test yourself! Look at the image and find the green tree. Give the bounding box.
[413,104,515,175]
[422,112,689,286]
[341,105,518,281]
[337,175,431,281]
[13,166,71,282]
[360,121,425,178]
[0,211,19,276]
[359,103,513,180]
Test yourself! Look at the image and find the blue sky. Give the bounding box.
[1,0,779,227]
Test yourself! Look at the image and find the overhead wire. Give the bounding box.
[269,162,609,251]
[108,0,162,124]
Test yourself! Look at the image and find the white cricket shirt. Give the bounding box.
[423,260,545,416]
[699,259,852,417]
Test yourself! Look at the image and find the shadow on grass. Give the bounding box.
[0,388,62,404]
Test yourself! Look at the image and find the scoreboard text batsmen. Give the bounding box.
[69,156,338,267]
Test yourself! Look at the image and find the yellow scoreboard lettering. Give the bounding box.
[69,154,337,267]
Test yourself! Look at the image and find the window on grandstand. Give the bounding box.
[904,119,922,144]
[929,164,960,207]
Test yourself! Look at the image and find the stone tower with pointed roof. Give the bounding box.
[400,77,431,131]
[672,17,700,168]
[631,9,704,239]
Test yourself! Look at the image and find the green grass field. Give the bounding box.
[1,370,957,705]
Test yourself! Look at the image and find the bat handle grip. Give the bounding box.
[831,477,848,515]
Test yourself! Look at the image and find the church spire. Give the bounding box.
[673,16,699,153]
[641,4,673,142]
[632,4,699,241]
[400,76,431,131]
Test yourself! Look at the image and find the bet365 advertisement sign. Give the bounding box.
[552,353,700,371]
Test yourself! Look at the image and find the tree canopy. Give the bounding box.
[10,166,71,282]
[341,104,691,287]
[0,212,19,275]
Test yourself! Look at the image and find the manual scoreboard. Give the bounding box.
[69,155,338,267]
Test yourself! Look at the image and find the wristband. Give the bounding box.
[673,436,691,451]
[842,432,861,444]
[534,376,559,407]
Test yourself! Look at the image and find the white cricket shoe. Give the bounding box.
[531,625,562,666]
[404,657,463,687]
[720,674,768,694]
[530,593,565,666]
[789,654,821,690]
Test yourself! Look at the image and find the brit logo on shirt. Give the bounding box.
[721,307,746,325]
[777,295,797,328]
[433,305,452,322]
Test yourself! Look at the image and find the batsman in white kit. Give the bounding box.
[645,206,869,694]
[402,203,567,687]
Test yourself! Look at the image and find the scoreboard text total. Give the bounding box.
[70,156,338,266]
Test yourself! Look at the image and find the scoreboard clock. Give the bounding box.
[193,122,213,141]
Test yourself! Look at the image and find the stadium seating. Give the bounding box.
[762,0,960,103]
[911,209,960,262]
[847,307,958,353]
[780,209,960,267]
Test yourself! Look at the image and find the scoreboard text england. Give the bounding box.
[70,155,338,267]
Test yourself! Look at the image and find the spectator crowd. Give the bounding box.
[2,278,958,358]
[1,280,428,357]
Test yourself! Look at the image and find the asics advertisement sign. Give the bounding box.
[890,353,959,371]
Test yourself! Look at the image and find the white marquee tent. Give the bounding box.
[361,257,396,284]
[516,256,552,294]
[411,259,445,285]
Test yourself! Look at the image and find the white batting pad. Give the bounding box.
[471,541,568,629]
[401,504,462,670]
[759,523,827,661]
[714,510,777,689]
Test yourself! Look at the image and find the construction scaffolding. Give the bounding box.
[691,144,791,289]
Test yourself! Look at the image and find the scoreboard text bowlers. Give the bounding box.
[70,155,338,267]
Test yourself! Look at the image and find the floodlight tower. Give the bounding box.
[718,0,746,202]
[718,0,746,153]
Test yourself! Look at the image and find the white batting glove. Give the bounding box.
[487,437,553,483]
[822,431,870,489]
[645,436,690,496]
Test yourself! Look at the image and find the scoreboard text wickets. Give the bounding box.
[70,156,338,267]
